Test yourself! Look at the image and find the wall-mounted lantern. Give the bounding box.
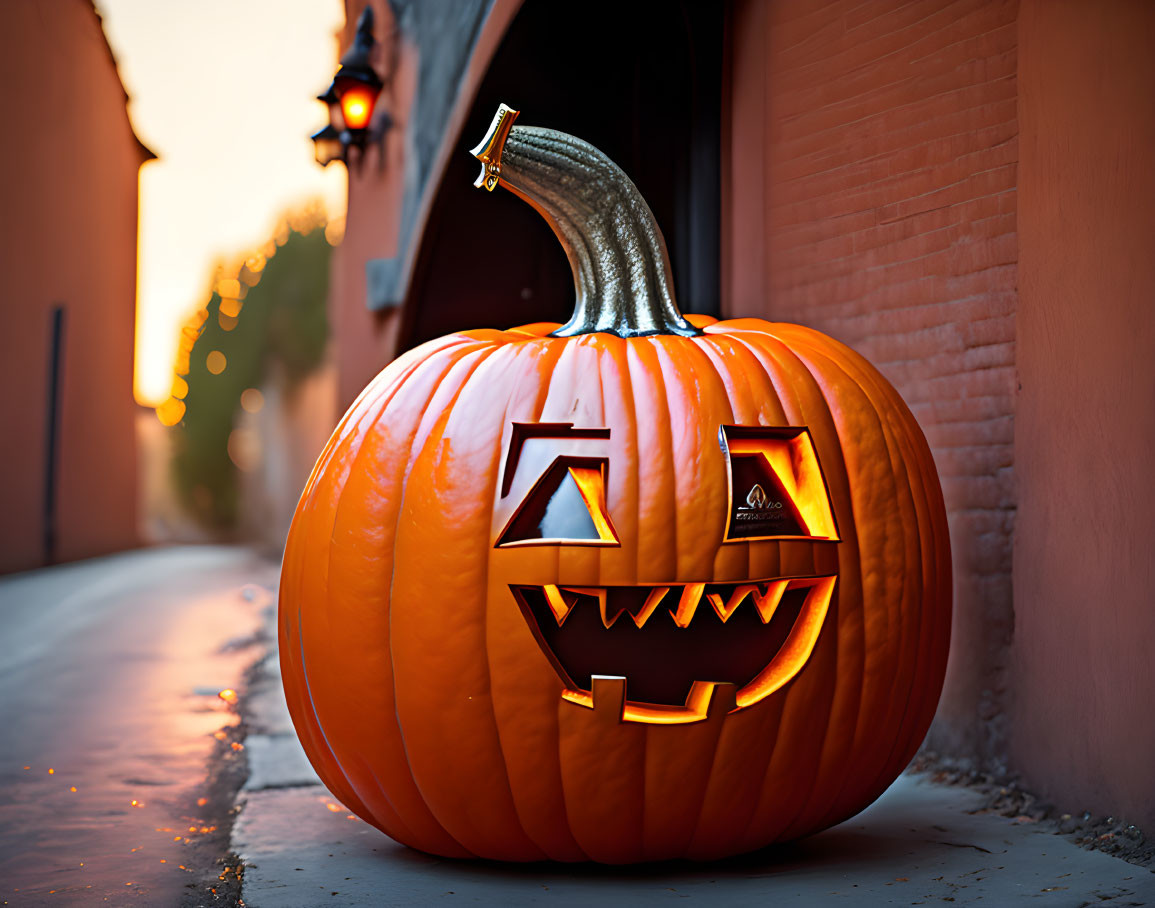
[311,7,391,169]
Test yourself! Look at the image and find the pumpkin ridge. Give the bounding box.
[282,366,433,831]
[526,338,595,862]
[686,330,810,855]
[778,328,947,819]
[603,335,653,862]
[389,341,549,859]
[757,333,894,841]
[678,333,793,857]
[651,337,751,858]
[323,367,466,849]
[318,343,494,855]
[799,327,952,780]
[460,343,561,860]
[718,330,855,846]
[800,340,926,826]
[479,339,592,861]
[547,337,646,863]
[679,333,780,855]
[762,336,913,836]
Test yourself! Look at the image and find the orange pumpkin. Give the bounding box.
[279,105,951,863]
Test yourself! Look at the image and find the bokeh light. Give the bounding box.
[240,388,265,413]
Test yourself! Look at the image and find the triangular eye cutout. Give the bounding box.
[727,454,809,539]
[497,458,619,546]
[720,425,840,542]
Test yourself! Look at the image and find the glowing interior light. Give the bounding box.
[339,86,376,130]
[156,398,186,426]
[721,426,840,541]
[566,465,618,543]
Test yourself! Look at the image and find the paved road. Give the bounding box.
[0,546,275,906]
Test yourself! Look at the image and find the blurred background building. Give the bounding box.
[324,0,1155,848]
[0,1,152,572]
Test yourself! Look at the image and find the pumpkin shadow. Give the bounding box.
[385,820,939,882]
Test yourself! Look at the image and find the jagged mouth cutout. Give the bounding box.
[511,577,835,724]
[495,423,841,725]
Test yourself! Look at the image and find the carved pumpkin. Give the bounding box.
[279,105,951,863]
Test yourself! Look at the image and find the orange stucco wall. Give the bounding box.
[0,1,145,571]
[1011,0,1155,831]
[727,0,1019,764]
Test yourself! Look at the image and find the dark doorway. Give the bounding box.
[400,0,724,350]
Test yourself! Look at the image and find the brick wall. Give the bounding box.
[726,0,1019,765]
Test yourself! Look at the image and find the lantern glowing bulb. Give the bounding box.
[339,86,375,131]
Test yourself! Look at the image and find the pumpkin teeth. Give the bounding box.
[751,580,790,624]
[668,583,706,627]
[543,579,815,628]
[559,586,612,627]
[541,584,579,625]
[513,575,837,712]
[590,674,627,717]
[708,584,759,623]
[565,586,671,629]
[631,586,670,628]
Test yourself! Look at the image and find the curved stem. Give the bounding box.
[471,105,700,338]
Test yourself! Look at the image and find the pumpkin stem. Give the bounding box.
[470,104,700,338]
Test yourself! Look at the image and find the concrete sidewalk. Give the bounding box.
[0,546,276,906]
[234,629,1155,907]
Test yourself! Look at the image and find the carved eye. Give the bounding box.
[495,423,619,547]
[719,425,839,542]
[498,457,618,546]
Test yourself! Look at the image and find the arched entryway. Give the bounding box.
[397,0,725,351]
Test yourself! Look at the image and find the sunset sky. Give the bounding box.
[97,0,348,406]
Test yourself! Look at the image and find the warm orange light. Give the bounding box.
[240,388,265,414]
[339,85,375,130]
[723,427,839,541]
[206,350,227,375]
[567,465,619,543]
[217,688,237,704]
[228,427,261,472]
[156,398,186,426]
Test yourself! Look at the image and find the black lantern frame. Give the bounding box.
[311,7,391,169]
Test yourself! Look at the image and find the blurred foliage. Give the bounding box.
[171,222,332,529]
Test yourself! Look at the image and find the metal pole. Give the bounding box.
[43,304,65,565]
